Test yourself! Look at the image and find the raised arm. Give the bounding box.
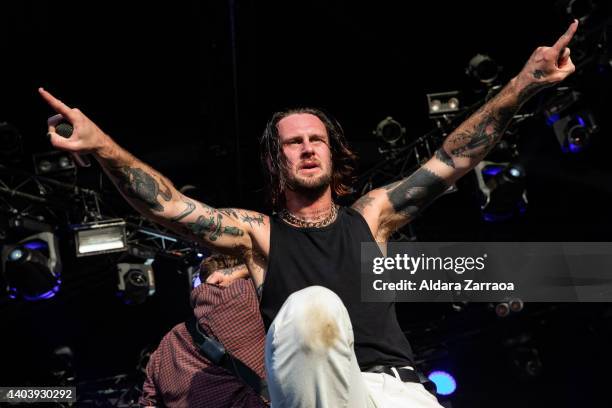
[353,20,578,240]
[38,88,268,256]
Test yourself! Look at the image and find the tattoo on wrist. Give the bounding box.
[517,82,543,103]
[386,167,448,218]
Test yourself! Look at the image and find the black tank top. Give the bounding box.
[260,206,414,369]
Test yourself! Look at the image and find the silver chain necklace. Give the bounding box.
[279,204,339,228]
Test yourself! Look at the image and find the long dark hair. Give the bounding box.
[260,107,357,209]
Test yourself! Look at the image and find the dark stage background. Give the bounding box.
[1,1,611,406]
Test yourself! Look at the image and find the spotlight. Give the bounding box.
[373,116,406,146]
[427,91,461,118]
[475,162,528,222]
[509,298,524,313]
[1,232,61,301]
[494,302,511,317]
[466,54,501,85]
[71,219,127,257]
[117,262,155,305]
[551,111,598,153]
[33,151,75,175]
[427,370,457,396]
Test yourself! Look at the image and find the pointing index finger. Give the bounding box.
[38,87,76,121]
[552,19,579,52]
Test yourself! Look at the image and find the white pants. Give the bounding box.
[265,286,443,408]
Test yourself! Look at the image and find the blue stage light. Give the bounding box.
[428,370,457,396]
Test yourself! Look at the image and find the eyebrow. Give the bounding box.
[283,134,328,143]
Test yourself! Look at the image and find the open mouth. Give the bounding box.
[300,162,319,170]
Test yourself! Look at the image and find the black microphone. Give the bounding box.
[55,121,91,167]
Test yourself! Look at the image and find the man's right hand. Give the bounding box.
[39,87,112,155]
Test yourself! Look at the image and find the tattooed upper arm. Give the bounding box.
[381,166,449,231]
[162,202,269,254]
[351,166,449,240]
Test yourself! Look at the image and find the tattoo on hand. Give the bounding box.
[111,167,172,212]
[532,69,545,79]
[386,167,448,219]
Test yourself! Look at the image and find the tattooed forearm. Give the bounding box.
[109,166,172,212]
[170,198,196,221]
[442,92,518,166]
[386,167,448,218]
[352,194,376,215]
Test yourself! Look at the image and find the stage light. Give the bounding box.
[117,262,155,305]
[373,117,406,146]
[494,302,511,317]
[466,54,501,84]
[1,232,61,301]
[475,161,528,222]
[509,298,524,313]
[552,111,598,153]
[71,219,127,257]
[428,370,457,396]
[427,91,461,118]
[33,151,76,175]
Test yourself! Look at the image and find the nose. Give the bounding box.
[300,140,315,157]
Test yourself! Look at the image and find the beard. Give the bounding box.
[284,167,332,199]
